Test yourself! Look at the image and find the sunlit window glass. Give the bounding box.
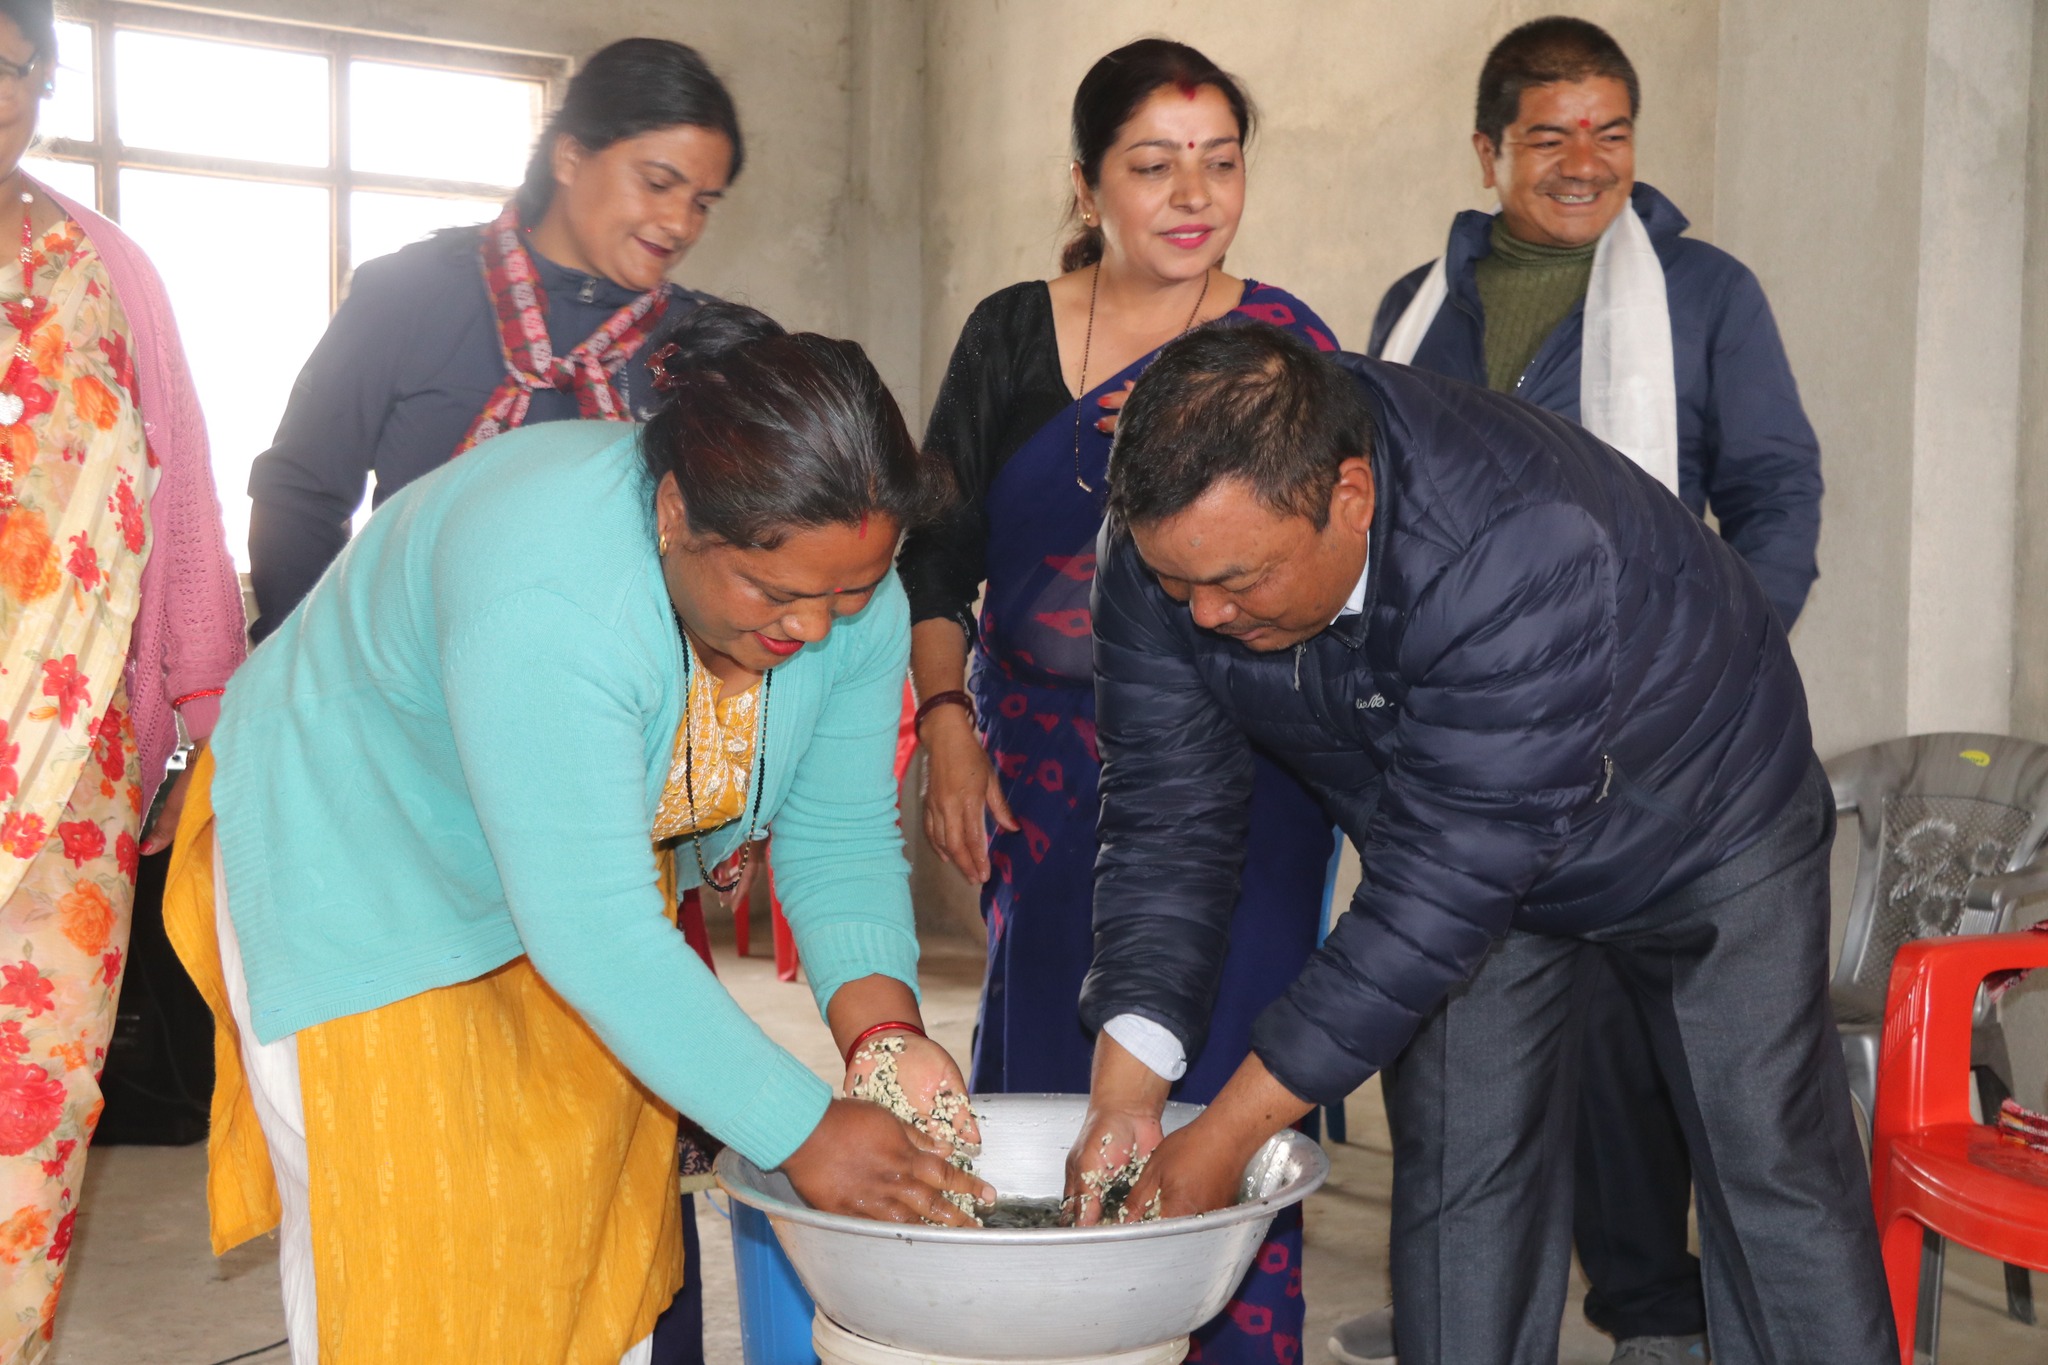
[115,31,329,167]
[349,62,540,186]
[41,20,93,142]
[44,16,558,563]
[119,170,332,567]
[349,191,499,271]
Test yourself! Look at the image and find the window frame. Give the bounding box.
[39,0,569,306]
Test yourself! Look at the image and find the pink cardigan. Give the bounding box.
[41,182,247,807]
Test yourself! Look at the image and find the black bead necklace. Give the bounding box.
[1071,262,1210,493]
[679,632,773,894]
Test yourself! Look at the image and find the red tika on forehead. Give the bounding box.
[1177,79,1201,100]
[858,510,869,538]
[1578,118,1592,128]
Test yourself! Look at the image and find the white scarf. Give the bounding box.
[1380,204,1679,493]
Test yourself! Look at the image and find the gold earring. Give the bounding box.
[659,531,670,556]
[1083,213,1098,227]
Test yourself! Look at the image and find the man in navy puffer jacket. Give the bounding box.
[1344,19,1824,1363]
[1064,323,1893,1365]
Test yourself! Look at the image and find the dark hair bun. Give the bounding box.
[640,310,953,549]
[648,301,786,390]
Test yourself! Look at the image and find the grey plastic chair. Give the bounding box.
[1826,732,2048,1328]
[1829,734,2048,1118]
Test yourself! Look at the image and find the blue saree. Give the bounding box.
[969,282,1338,1365]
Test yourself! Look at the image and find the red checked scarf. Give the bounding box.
[455,200,670,454]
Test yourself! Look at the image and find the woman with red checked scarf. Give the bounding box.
[246,38,739,643]
[241,37,743,1365]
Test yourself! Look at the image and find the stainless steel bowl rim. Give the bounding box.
[713,1110,1328,1247]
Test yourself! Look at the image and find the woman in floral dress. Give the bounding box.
[0,2,244,1356]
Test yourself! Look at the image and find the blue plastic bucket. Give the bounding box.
[731,1199,820,1365]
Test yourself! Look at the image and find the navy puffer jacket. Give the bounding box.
[1080,354,1814,1106]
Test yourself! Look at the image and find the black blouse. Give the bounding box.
[897,281,1072,634]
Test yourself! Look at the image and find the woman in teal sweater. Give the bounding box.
[166,304,987,1364]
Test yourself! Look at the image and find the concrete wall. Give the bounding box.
[1717,0,2039,754]
[1903,0,2031,737]
[1713,0,1929,757]
[918,0,1721,402]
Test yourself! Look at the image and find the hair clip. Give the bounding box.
[648,343,684,393]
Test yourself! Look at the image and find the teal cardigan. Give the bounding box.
[211,422,920,1169]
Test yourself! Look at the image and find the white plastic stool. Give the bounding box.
[813,1313,1189,1365]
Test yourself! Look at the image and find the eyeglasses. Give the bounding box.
[0,53,47,104]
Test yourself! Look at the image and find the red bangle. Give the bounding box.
[171,688,226,709]
[844,1020,925,1064]
[913,690,973,734]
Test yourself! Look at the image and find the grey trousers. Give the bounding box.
[1381,760,1898,1364]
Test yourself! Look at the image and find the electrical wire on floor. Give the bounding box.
[205,1337,289,1364]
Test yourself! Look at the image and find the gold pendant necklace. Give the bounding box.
[679,637,773,893]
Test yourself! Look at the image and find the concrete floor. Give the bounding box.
[53,915,2048,1364]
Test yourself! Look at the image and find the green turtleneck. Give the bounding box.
[1473,217,1597,392]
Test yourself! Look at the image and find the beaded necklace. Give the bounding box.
[0,189,37,507]
[1071,263,1211,493]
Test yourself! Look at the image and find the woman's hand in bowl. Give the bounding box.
[782,1098,993,1226]
[844,1030,982,1153]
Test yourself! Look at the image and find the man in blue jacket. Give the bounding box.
[1065,323,1891,1365]
[1340,19,1823,1363]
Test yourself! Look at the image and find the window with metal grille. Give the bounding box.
[24,1,566,564]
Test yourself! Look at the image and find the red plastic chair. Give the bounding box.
[726,849,797,981]
[1871,931,2048,1363]
[763,848,798,982]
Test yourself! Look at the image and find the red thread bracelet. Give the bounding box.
[913,690,973,734]
[171,687,226,709]
[844,1020,925,1064]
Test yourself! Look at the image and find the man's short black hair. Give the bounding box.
[1106,323,1371,534]
[1475,16,1640,148]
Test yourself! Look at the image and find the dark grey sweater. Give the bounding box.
[245,226,705,641]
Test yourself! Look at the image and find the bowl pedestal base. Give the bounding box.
[813,1313,1190,1365]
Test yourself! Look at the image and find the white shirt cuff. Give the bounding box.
[1103,1013,1188,1081]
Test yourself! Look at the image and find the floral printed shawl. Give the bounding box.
[0,214,153,904]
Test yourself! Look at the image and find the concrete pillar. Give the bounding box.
[2012,4,2048,742]
[1905,0,2032,735]
[1717,0,2035,755]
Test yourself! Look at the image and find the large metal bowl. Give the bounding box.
[715,1093,1329,1360]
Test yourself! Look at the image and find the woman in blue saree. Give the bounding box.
[898,40,1337,1365]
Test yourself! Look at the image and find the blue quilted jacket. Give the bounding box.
[1079,353,1814,1105]
[1367,184,1821,627]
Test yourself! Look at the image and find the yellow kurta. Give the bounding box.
[163,655,762,1363]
